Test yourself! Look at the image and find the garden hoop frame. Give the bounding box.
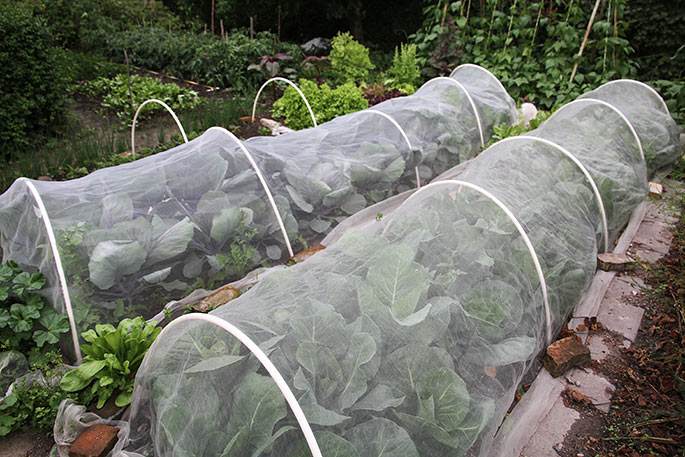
[420,77,486,148]
[18,178,82,362]
[385,179,554,344]
[351,109,421,187]
[131,99,188,159]
[251,77,317,128]
[143,313,323,457]
[597,79,670,115]
[203,127,294,258]
[495,135,610,253]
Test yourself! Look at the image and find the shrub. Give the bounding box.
[272,79,369,130]
[329,32,375,84]
[0,3,70,155]
[384,43,422,92]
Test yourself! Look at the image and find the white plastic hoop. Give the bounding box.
[251,77,317,128]
[387,179,554,344]
[19,179,82,362]
[597,79,670,115]
[205,127,294,258]
[131,99,188,159]
[144,314,323,457]
[351,109,421,187]
[449,63,509,96]
[549,98,645,162]
[420,77,486,148]
[496,136,610,253]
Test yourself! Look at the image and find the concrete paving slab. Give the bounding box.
[587,334,612,361]
[629,205,676,262]
[596,296,644,342]
[566,368,615,413]
[520,398,580,457]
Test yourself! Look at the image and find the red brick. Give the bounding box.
[69,424,119,457]
[542,336,591,378]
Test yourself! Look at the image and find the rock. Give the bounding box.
[192,285,241,313]
[287,244,326,266]
[69,424,119,457]
[597,252,635,272]
[300,37,331,56]
[260,118,294,136]
[542,336,591,378]
[648,182,663,198]
[562,387,593,407]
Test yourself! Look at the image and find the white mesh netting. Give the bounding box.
[111,80,680,457]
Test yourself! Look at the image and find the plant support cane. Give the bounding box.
[569,0,601,83]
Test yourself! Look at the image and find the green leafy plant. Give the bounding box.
[329,32,375,84]
[248,53,296,80]
[0,351,73,437]
[83,74,203,126]
[383,43,422,93]
[272,79,369,130]
[488,109,552,146]
[0,262,70,358]
[60,317,161,408]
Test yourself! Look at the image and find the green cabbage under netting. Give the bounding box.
[0,65,516,358]
[113,80,679,457]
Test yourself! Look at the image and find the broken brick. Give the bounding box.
[542,336,591,378]
[70,424,119,457]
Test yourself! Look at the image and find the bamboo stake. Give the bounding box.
[250,17,254,39]
[211,0,215,36]
[569,0,601,83]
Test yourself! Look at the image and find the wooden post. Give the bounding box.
[123,50,134,119]
[250,16,254,39]
[277,4,281,42]
[220,19,224,40]
[569,0,601,83]
[211,0,215,36]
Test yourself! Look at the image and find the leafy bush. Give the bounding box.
[384,43,422,93]
[60,317,161,408]
[0,351,73,436]
[0,262,70,361]
[83,74,203,125]
[0,3,71,155]
[329,32,375,84]
[104,27,303,91]
[410,0,637,109]
[272,79,369,130]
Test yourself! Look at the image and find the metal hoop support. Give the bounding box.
[549,98,645,162]
[251,77,317,128]
[351,109,421,187]
[597,79,670,115]
[131,99,188,158]
[449,63,509,95]
[386,179,554,344]
[205,127,294,258]
[142,314,323,457]
[495,136,610,253]
[19,178,82,362]
[420,77,486,148]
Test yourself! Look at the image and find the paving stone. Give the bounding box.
[587,334,612,361]
[597,297,644,343]
[566,369,616,413]
[520,398,580,457]
[69,424,119,457]
[542,336,591,378]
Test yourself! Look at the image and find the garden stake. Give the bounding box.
[569,0,601,83]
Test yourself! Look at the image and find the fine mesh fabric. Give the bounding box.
[0,66,514,355]
[579,80,681,174]
[116,81,680,457]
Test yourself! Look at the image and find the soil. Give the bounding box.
[559,204,685,457]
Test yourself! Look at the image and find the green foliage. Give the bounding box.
[83,74,203,126]
[104,27,303,91]
[488,109,552,146]
[384,43,422,92]
[410,0,637,109]
[0,262,70,358]
[0,2,71,155]
[272,79,369,130]
[650,79,685,127]
[60,317,161,408]
[329,32,375,84]
[0,351,74,436]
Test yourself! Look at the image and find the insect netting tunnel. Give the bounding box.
[114,81,680,457]
[0,65,515,360]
